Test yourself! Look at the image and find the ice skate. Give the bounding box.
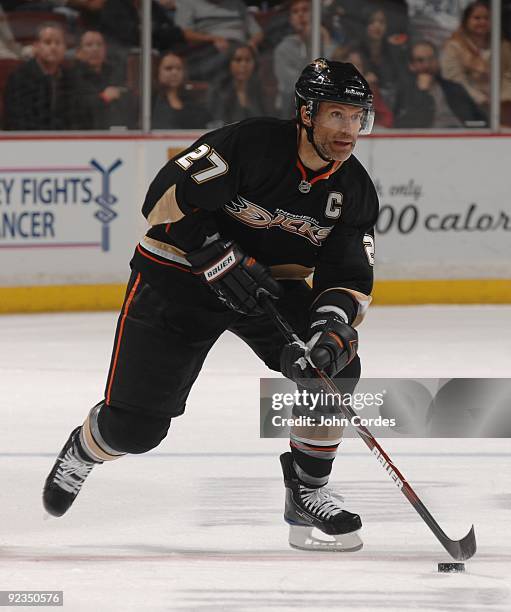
[43,427,101,517]
[280,452,363,552]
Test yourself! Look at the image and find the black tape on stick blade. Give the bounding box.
[438,563,465,573]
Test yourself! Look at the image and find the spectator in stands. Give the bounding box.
[504,0,511,43]
[0,6,23,59]
[65,1,106,32]
[323,0,409,48]
[322,0,355,48]
[408,0,463,50]
[357,5,406,111]
[99,0,184,54]
[174,0,264,81]
[273,0,335,119]
[395,40,487,128]
[3,22,86,129]
[2,0,104,26]
[257,4,292,50]
[155,0,177,21]
[75,29,137,129]
[342,47,394,128]
[440,0,511,125]
[1,1,59,11]
[152,52,211,129]
[245,1,283,7]
[377,0,409,45]
[210,43,269,125]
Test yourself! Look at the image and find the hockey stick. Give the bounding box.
[259,293,476,561]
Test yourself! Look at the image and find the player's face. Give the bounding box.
[35,27,66,67]
[79,32,106,69]
[310,102,364,162]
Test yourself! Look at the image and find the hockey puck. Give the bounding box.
[438,563,465,573]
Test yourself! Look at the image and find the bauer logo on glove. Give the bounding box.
[203,250,237,281]
[186,239,282,316]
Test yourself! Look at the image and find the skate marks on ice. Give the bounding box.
[167,586,510,612]
[2,309,511,611]
[0,547,509,612]
[195,477,469,527]
[1,542,510,564]
[2,556,506,612]
[0,466,508,612]
[1,444,507,612]
[0,471,509,612]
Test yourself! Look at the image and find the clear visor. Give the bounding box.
[313,107,375,135]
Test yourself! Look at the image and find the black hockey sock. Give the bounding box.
[289,433,341,487]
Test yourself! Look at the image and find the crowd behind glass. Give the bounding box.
[1,0,510,131]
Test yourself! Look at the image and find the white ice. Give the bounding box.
[1,306,510,612]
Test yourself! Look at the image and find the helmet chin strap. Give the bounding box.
[303,120,334,163]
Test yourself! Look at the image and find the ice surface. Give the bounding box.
[1,306,510,611]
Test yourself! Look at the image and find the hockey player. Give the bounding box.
[43,58,379,552]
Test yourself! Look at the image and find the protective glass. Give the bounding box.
[313,107,375,135]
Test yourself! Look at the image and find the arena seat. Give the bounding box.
[0,58,22,127]
[7,11,68,45]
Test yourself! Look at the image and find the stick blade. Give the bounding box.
[444,525,476,561]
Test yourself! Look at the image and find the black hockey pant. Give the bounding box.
[97,268,361,454]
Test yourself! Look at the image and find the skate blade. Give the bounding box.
[288,525,363,552]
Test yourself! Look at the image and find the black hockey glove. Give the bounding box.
[186,239,282,315]
[280,308,358,382]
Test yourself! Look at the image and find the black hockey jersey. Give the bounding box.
[131,117,379,323]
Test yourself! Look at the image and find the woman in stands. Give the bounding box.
[357,5,405,112]
[440,0,511,126]
[152,51,210,130]
[209,43,271,126]
[75,29,137,130]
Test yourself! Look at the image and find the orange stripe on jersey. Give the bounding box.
[312,161,342,184]
[106,273,141,405]
[296,158,342,186]
[136,244,190,272]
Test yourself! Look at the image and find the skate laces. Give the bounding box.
[300,485,345,519]
[53,447,95,494]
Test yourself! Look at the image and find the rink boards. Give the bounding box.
[0,133,510,312]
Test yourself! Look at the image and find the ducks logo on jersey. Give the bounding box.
[224,195,333,247]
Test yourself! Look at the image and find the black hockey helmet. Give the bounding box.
[295,58,375,135]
